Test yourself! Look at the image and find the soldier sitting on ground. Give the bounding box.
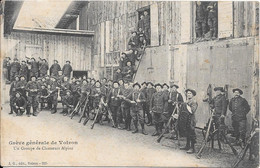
[12,92,27,116]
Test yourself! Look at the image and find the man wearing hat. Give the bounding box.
[39,59,49,77]
[122,61,135,83]
[62,90,74,116]
[128,31,139,50]
[229,88,250,146]
[16,75,27,98]
[140,82,148,124]
[3,57,11,82]
[119,53,129,69]
[38,84,49,111]
[12,92,27,116]
[50,60,61,77]
[126,82,147,135]
[62,60,73,79]
[28,57,39,78]
[107,81,122,129]
[60,76,71,113]
[10,58,21,82]
[146,82,156,126]
[114,68,123,83]
[179,89,198,154]
[26,76,39,117]
[150,83,168,136]
[9,75,20,114]
[19,61,29,81]
[49,76,59,113]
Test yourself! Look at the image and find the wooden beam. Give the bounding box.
[13,27,94,37]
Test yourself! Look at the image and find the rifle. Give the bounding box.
[70,96,88,119]
[157,103,178,143]
[78,95,89,123]
[90,96,107,129]
[231,119,259,168]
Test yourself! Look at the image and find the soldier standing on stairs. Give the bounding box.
[122,61,135,83]
[126,82,148,135]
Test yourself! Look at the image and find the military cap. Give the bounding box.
[66,60,71,63]
[163,83,169,89]
[141,82,147,86]
[155,83,163,88]
[31,57,36,61]
[6,57,11,60]
[113,81,119,85]
[121,52,127,55]
[185,89,196,96]
[139,33,144,37]
[54,60,58,63]
[147,82,154,86]
[41,85,46,88]
[14,58,18,61]
[108,79,113,83]
[66,89,71,93]
[15,91,22,95]
[21,60,26,63]
[15,75,20,78]
[20,75,25,78]
[214,87,224,92]
[95,80,101,85]
[170,84,179,89]
[30,75,37,79]
[233,88,243,95]
[133,82,141,88]
[42,59,47,62]
[131,31,137,34]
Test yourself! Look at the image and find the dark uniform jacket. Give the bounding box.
[196,4,207,21]
[114,72,123,81]
[10,81,19,96]
[143,15,150,29]
[122,66,135,82]
[126,90,145,110]
[168,91,184,104]
[26,81,39,96]
[229,96,250,121]
[146,87,156,105]
[63,95,74,106]
[19,64,28,76]
[50,81,58,95]
[210,94,228,116]
[16,80,27,96]
[128,36,139,49]
[13,96,27,109]
[60,81,71,96]
[39,62,49,75]
[137,18,145,31]
[107,88,121,107]
[120,87,133,108]
[150,91,168,113]
[50,63,61,76]
[30,61,39,73]
[62,64,72,77]
[10,62,20,73]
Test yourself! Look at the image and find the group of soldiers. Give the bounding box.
[195,1,218,41]
[7,64,251,154]
[3,56,73,82]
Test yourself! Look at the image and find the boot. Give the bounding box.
[158,122,163,134]
[52,105,57,114]
[9,106,13,114]
[26,107,31,117]
[187,140,195,154]
[132,121,138,134]
[127,119,131,131]
[180,138,190,150]
[63,109,68,116]
[40,103,44,111]
[141,124,148,135]
[124,120,128,130]
[152,124,159,136]
[32,108,37,116]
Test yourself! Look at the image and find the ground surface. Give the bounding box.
[1,87,258,167]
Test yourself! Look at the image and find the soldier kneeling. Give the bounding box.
[12,92,27,116]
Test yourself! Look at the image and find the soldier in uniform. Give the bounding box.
[62,60,73,79]
[10,58,20,82]
[122,61,135,83]
[195,1,207,41]
[9,75,20,114]
[119,52,129,69]
[124,83,147,134]
[12,92,27,116]
[179,89,198,154]
[49,76,59,113]
[50,60,61,77]
[150,84,168,136]
[114,68,123,82]
[3,57,11,82]
[143,10,150,45]
[38,84,49,110]
[137,14,145,32]
[140,82,148,124]
[207,1,218,39]
[63,90,74,116]
[71,78,81,107]
[146,82,156,126]
[128,31,139,50]
[107,81,122,129]
[229,88,250,146]
[19,61,28,81]
[16,75,27,99]
[39,59,49,77]
[119,82,133,130]
[26,76,39,117]
[60,76,71,113]
[28,57,39,78]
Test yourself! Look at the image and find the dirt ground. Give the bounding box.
[0,101,258,167]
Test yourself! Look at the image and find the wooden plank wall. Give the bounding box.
[4,31,92,71]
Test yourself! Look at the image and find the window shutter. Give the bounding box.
[150,3,159,46]
[218,1,233,38]
[181,1,192,43]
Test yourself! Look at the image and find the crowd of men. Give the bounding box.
[6,62,251,154]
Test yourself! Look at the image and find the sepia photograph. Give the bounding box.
[0,0,259,167]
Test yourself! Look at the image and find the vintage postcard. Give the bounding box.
[0,0,259,167]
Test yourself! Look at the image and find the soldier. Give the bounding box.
[12,92,27,116]
[207,1,218,39]
[63,90,74,116]
[122,61,135,83]
[128,31,139,50]
[140,82,148,124]
[107,81,122,128]
[16,75,27,98]
[60,76,71,113]
[126,82,147,135]
[19,61,29,81]
[39,59,49,77]
[137,14,145,32]
[195,1,207,40]
[150,84,168,136]
[119,82,133,130]
[229,88,250,146]
[9,75,20,114]
[50,60,61,77]
[62,60,73,79]
[45,75,51,86]
[38,85,49,110]
[143,10,150,45]
[119,52,129,69]
[3,57,11,82]
[114,68,123,82]
[146,82,156,126]
[49,76,59,113]
[28,57,39,78]
[71,78,81,107]
[10,58,20,82]
[26,76,39,117]
[126,49,138,67]
[179,89,198,154]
